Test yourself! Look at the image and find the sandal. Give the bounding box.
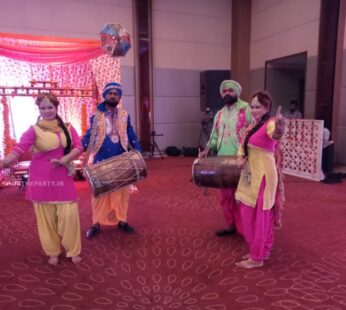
[71,256,82,264]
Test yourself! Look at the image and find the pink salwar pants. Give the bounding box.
[239,179,274,261]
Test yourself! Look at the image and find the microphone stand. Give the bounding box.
[149,131,164,159]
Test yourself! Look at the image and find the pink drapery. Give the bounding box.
[0,32,103,64]
[0,33,121,156]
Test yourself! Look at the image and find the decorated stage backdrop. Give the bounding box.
[0,32,123,157]
[281,119,324,181]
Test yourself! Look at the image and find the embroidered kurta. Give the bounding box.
[235,119,278,210]
[207,99,252,156]
[82,102,142,163]
[11,124,83,202]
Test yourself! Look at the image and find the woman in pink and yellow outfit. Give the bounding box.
[235,90,285,269]
[0,93,82,265]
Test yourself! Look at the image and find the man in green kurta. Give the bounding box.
[200,80,252,236]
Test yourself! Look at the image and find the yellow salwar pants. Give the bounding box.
[91,187,129,225]
[33,202,81,257]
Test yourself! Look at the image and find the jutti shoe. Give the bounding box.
[235,259,263,269]
[118,221,135,234]
[85,223,100,239]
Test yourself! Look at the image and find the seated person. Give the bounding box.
[284,100,302,119]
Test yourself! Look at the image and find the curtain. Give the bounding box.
[0,32,103,64]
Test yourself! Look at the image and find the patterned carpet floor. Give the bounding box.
[1,156,346,310]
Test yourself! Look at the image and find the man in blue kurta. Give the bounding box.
[200,80,252,236]
[82,82,142,239]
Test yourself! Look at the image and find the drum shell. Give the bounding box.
[192,156,240,188]
[84,150,147,197]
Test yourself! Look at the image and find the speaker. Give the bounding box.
[200,70,231,112]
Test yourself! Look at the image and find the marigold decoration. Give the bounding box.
[81,102,88,136]
[1,96,12,156]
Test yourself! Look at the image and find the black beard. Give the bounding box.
[223,95,238,106]
[105,98,119,107]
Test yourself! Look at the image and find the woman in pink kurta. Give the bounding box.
[22,128,79,202]
[0,93,83,266]
[235,90,285,269]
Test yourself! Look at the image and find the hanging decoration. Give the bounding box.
[99,24,131,57]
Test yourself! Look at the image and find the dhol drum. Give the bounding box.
[84,150,147,197]
[192,156,241,188]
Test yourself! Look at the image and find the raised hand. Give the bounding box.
[275,106,285,127]
[275,105,285,124]
[276,105,282,116]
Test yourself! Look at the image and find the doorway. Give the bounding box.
[265,52,307,117]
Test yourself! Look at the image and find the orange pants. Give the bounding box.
[91,187,129,225]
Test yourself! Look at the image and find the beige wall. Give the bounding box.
[251,0,320,67]
[151,0,232,149]
[152,0,231,70]
[250,0,320,119]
